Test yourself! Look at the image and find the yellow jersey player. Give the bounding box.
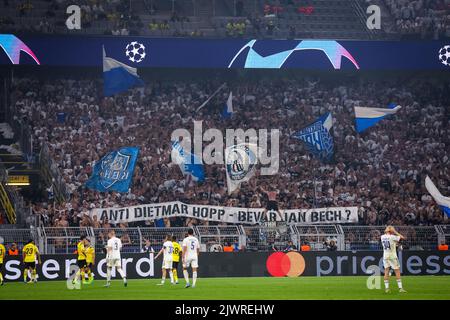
[73,235,88,285]
[0,240,5,286]
[84,239,95,284]
[172,235,182,284]
[22,239,41,284]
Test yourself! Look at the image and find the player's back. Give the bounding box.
[183,236,199,258]
[23,243,38,262]
[108,236,122,259]
[163,241,174,260]
[172,241,181,262]
[77,241,86,260]
[86,246,95,262]
[0,244,5,263]
[381,234,400,258]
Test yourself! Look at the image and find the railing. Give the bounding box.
[0,225,446,254]
[0,161,29,225]
[41,227,94,254]
[196,225,242,251]
[4,106,34,162]
[0,228,39,249]
[39,143,70,203]
[291,224,345,251]
[341,225,439,251]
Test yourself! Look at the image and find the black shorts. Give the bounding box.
[267,201,278,211]
[0,263,3,271]
[24,262,36,269]
[77,259,87,268]
[173,261,179,270]
[86,262,93,268]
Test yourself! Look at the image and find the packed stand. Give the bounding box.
[384,0,450,39]
[8,75,450,229]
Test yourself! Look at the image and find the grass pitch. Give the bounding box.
[0,276,449,300]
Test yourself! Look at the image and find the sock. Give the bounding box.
[87,270,92,280]
[397,279,403,289]
[384,280,389,289]
[23,270,28,282]
[193,271,197,286]
[173,269,178,282]
[0,273,3,282]
[81,270,85,281]
[117,268,126,279]
[169,271,174,283]
[75,269,81,282]
[161,275,165,284]
[106,267,112,282]
[32,269,37,281]
[183,270,189,284]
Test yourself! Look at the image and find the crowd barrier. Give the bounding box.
[1,251,449,282]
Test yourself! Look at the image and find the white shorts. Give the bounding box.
[107,258,121,268]
[383,257,400,270]
[162,259,173,269]
[183,257,198,269]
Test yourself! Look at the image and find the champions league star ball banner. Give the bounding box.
[1,34,450,70]
[89,201,359,225]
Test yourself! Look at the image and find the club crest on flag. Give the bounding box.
[292,113,334,162]
[226,144,256,181]
[86,146,139,192]
[225,143,258,194]
[99,151,131,189]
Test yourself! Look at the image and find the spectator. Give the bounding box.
[8,243,19,255]
[438,241,449,251]
[300,242,311,251]
[223,242,234,252]
[141,239,155,253]
[326,240,338,251]
[284,240,297,252]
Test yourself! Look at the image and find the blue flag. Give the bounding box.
[221,91,234,119]
[354,103,402,133]
[86,147,139,192]
[103,47,144,96]
[292,113,334,162]
[171,141,205,182]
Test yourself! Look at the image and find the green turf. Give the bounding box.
[0,276,449,300]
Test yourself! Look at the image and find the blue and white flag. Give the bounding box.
[225,143,258,194]
[425,176,450,218]
[103,46,144,96]
[221,91,234,119]
[86,147,139,193]
[292,113,334,162]
[171,140,205,182]
[354,103,402,133]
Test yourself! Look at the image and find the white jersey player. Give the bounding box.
[104,230,127,287]
[380,226,406,293]
[182,228,200,288]
[155,235,175,285]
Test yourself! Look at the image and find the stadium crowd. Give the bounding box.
[8,73,449,230]
[384,0,450,39]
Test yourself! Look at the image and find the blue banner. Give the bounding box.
[86,147,139,193]
[1,34,450,70]
[292,113,334,162]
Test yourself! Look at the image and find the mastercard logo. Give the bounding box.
[266,252,306,277]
